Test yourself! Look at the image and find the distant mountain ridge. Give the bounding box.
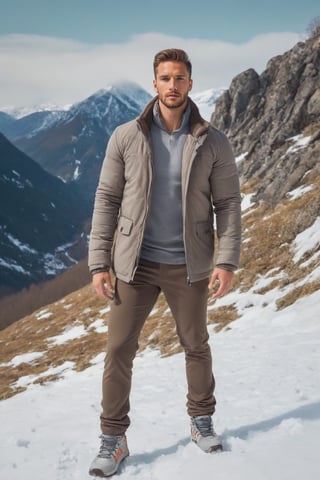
[0,84,222,204]
[0,36,319,331]
[0,83,225,301]
[0,83,153,205]
[0,134,89,296]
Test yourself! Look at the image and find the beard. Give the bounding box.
[158,92,188,109]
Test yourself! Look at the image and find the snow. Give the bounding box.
[287,184,314,200]
[48,324,87,346]
[241,193,255,212]
[1,103,72,119]
[1,351,44,367]
[14,361,76,389]
[282,133,312,158]
[36,309,53,320]
[235,152,248,165]
[0,257,31,274]
[90,319,108,334]
[43,252,69,275]
[190,87,226,120]
[1,285,320,479]
[6,233,37,254]
[292,217,320,263]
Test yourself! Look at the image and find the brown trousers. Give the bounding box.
[101,260,216,435]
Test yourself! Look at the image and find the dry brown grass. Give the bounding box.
[0,282,242,400]
[1,163,319,401]
[276,279,320,310]
[207,303,240,332]
[238,171,320,297]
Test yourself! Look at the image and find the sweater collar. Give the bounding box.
[152,101,191,133]
[137,96,209,137]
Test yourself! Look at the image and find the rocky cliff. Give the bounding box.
[211,34,320,205]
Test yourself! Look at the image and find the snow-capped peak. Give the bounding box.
[0,103,72,120]
[190,87,226,120]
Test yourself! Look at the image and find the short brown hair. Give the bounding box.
[153,48,192,78]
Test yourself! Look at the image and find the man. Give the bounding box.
[88,48,241,477]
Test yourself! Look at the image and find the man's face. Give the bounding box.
[153,61,193,110]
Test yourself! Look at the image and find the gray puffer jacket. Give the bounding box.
[88,96,241,283]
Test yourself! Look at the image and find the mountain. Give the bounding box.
[0,84,224,204]
[0,112,16,135]
[0,110,68,141]
[4,83,152,204]
[211,34,320,206]
[0,134,90,295]
[190,87,226,120]
[0,103,72,120]
[0,83,222,300]
[0,33,319,480]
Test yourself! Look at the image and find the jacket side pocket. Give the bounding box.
[118,216,133,236]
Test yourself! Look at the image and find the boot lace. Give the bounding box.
[98,434,121,458]
[193,415,215,438]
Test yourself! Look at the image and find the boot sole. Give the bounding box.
[192,438,224,453]
[89,453,129,477]
[207,443,223,453]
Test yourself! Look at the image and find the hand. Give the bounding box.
[92,271,114,300]
[208,267,234,299]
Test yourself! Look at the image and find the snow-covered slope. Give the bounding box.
[190,87,226,120]
[0,181,319,478]
[0,286,319,480]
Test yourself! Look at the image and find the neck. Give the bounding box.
[158,100,187,132]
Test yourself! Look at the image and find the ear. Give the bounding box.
[188,79,193,92]
[153,79,158,93]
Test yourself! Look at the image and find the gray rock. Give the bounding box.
[211,35,320,205]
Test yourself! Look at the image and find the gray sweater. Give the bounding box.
[140,102,191,264]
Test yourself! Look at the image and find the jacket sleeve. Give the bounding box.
[210,130,242,269]
[88,129,125,272]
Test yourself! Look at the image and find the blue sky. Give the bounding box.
[0,0,318,107]
[1,0,318,43]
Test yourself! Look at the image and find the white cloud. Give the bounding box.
[0,32,303,108]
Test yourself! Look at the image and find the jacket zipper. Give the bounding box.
[130,140,154,281]
[183,137,198,285]
[183,135,207,285]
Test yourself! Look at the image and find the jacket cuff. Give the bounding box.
[90,266,110,275]
[216,263,237,272]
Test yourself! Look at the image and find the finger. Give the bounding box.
[104,281,115,299]
[94,283,109,300]
[93,277,113,300]
[211,285,225,299]
[212,279,233,299]
[208,273,218,290]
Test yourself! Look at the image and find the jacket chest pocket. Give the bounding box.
[118,216,133,236]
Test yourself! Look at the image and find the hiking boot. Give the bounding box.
[89,434,129,477]
[191,415,223,452]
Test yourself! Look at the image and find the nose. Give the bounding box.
[169,79,178,91]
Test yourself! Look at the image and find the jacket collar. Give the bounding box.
[137,96,209,138]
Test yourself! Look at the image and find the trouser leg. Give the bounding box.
[101,263,160,435]
[161,264,216,417]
